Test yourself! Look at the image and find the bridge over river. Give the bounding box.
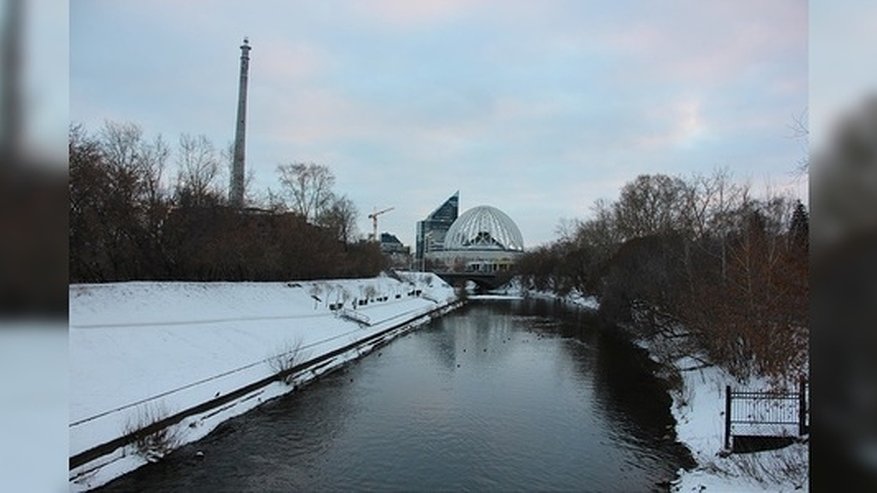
[433,270,510,290]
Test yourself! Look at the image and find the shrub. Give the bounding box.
[123,402,181,462]
[268,337,306,385]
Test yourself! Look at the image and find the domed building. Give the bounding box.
[425,204,525,273]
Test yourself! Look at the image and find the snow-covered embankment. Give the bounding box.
[69,272,459,491]
[505,280,808,491]
[626,314,809,491]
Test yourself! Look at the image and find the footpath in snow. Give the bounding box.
[69,272,458,491]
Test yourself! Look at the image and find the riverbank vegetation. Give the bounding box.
[69,122,387,283]
[515,170,808,385]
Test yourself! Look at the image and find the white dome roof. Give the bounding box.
[444,205,524,251]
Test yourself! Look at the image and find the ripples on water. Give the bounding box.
[98,299,694,492]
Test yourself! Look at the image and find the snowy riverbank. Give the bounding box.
[624,316,809,491]
[501,282,808,491]
[69,272,458,491]
[664,356,809,492]
[491,279,600,311]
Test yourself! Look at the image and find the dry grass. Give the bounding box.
[123,402,181,462]
[731,443,808,488]
[268,337,306,385]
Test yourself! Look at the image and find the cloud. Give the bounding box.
[71,0,807,247]
[351,0,485,27]
[254,40,333,83]
[601,3,806,88]
[810,0,877,148]
[636,98,708,151]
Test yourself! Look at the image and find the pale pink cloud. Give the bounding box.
[636,98,707,150]
[254,87,370,144]
[600,1,806,86]
[352,0,486,27]
[254,40,333,83]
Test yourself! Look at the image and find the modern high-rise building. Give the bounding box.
[415,191,459,267]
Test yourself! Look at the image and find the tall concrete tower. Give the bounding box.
[229,37,252,208]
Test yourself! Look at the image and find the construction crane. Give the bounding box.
[367,207,395,242]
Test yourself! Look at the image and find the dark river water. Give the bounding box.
[98,299,694,492]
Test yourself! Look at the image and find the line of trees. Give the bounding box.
[69,122,386,283]
[515,170,808,381]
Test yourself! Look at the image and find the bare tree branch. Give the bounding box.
[276,162,336,222]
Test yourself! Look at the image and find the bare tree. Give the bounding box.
[682,170,723,240]
[70,122,390,283]
[318,194,358,244]
[175,134,220,206]
[71,121,173,280]
[675,168,750,283]
[139,135,169,207]
[614,174,689,240]
[99,121,169,205]
[101,121,143,172]
[702,194,805,379]
[788,107,808,174]
[258,187,288,212]
[577,199,621,257]
[554,217,581,245]
[276,162,336,222]
[137,134,170,256]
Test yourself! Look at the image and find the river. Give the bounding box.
[97,298,694,492]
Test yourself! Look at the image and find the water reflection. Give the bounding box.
[98,299,693,492]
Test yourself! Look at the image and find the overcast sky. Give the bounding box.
[70,0,808,247]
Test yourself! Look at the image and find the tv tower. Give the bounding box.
[229,37,252,208]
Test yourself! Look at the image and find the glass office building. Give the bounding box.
[415,191,459,267]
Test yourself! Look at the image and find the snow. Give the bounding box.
[69,272,808,491]
[469,294,523,300]
[491,278,600,311]
[667,360,809,492]
[68,273,457,491]
[647,346,809,491]
[502,281,809,491]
